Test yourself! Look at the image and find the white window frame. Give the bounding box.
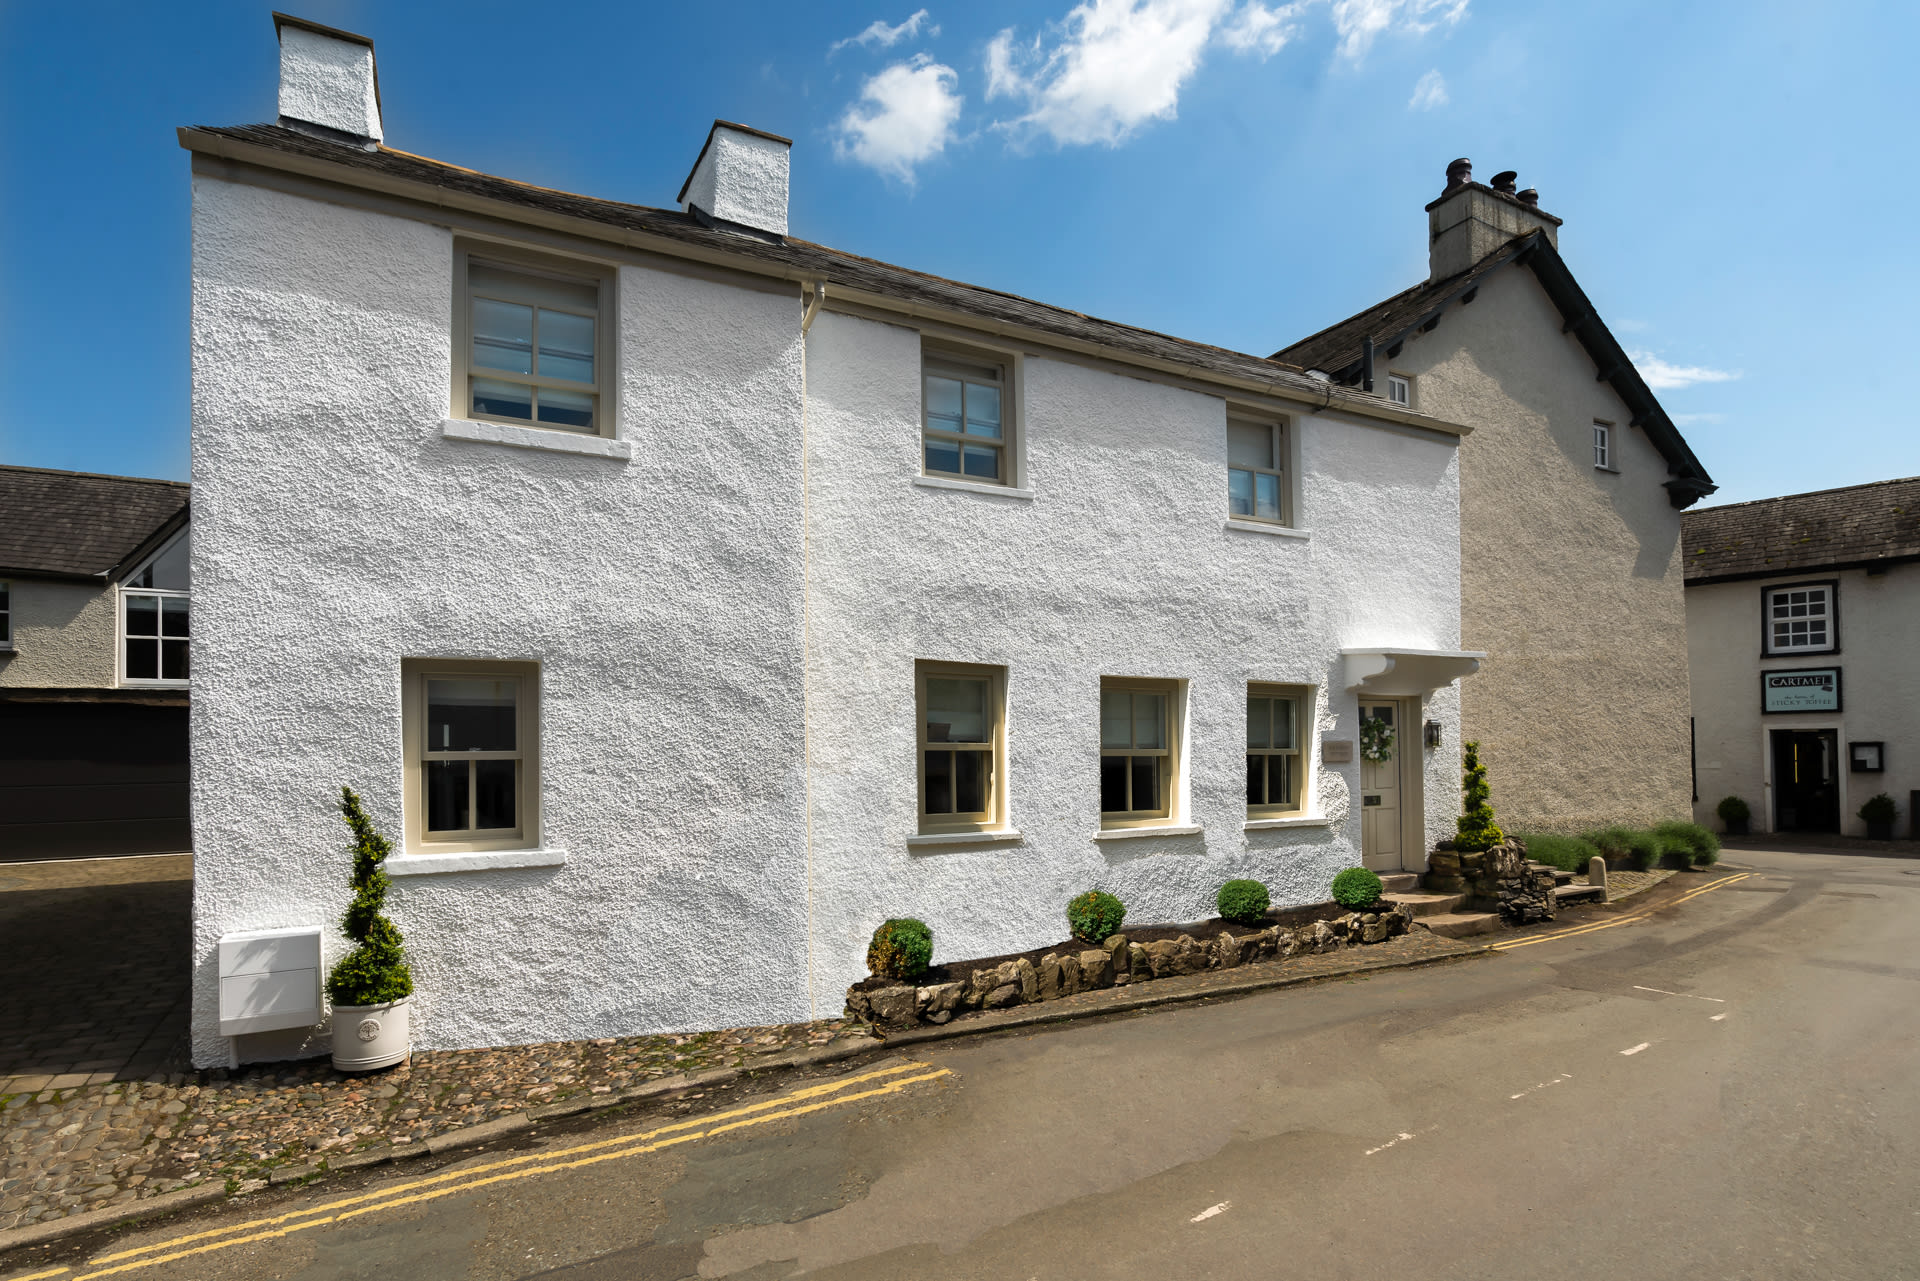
[1226,416,1291,527]
[453,241,616,440]
[0,579,11,651]
[402,658,542,855]
[1100,677,1183,830]
[1246,684,1309,818]
[1593,421,1615,471]
[1762,581,1838,656]
[921,344,1016,488]
[1386,373,1411,407]
[915,661,1009,835]
[117,531,189,688]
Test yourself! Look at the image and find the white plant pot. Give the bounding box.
[331,997,411,1072]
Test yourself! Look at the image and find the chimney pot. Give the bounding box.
[1491,170,1518,194]
[678,120,793,239]
[274,12,382,144]
[1516,188,1539,207]
[1444,157,1472,191]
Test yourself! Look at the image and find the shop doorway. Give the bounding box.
[1771,729,1839,833]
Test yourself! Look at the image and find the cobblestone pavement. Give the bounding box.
[0,1017,876,1233]
[0,855,193,1095]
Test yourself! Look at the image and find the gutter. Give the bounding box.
[179,127,1469,441]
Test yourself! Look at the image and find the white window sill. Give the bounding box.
[912,475,1034,500]
[906,828,1025,849]
[1224,519,1310,540]
[387,848,568,876]
[441,418,632,460]
[1093,824,1203,842]
[120,680,189,689]
[1244,814,1332,830]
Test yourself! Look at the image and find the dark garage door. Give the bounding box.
[0,700,190,861]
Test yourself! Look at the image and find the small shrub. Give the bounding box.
[1715,795,1751,824]
[1582,826,1663,872]
[325,786,414,1008]
[1454,741,1505,853]
[1516,832,1603,874]
[1067,890,1127,943]
[1216,879,1271,925]
[1859,793,1898,826]
[1330,867,1384,910]
[1653,821,1721,866]
[866,918,933,982]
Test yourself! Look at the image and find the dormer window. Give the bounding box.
[457,247,612,437]
[122,532,189,685]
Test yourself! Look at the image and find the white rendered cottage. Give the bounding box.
[184,15,1482,1067]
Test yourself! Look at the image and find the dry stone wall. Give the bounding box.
[1424,837,1555,925]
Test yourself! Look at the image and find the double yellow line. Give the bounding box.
[1492,872,1751,952]
[9,1060,951,1281]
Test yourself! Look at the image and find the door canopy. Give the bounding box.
[1340,647,1485,696]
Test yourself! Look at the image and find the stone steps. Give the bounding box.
[1377,873,1420,894]
[1555,883,1606,905]
[1383,890,1467,918]
[1421,911,1501,939]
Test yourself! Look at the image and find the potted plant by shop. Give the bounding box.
[326,786,415,1072]
[1716,795,1751,836]
[1859,792,1898,842]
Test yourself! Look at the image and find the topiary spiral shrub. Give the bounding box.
[866,918,934,982]
[1454,740,1505,853]
[1330,867,1383,910]
[1216,879,1271,925]
[1653,821,1721,866]
[325,786,414,1007]
[1067,890,1127,943]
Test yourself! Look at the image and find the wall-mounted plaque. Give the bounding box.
[1322,740,1355,764]
[1761,667,1842,714]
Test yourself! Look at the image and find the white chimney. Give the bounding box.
[274,12,382,144]
[677,121,792,238]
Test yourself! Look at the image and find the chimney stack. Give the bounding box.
[1425,157,1562,281]
[274,12,381,145]
[678,121,793,239]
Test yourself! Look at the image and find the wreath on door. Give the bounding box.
[1360,716,1396,763]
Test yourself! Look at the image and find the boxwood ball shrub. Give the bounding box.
[1715,796,1751,825]
[1653,821,1721,866]
[1859,793,1899,826]
[1330,867,1384,910]
[866,918,933,982]
[1216,879,1271,925]
[1067,890,1127,943]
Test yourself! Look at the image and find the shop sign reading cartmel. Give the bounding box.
[1761,667,1842,714]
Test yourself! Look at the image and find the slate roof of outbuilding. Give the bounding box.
[1680,476,1920,584]
[0,465,190,580]
[179,124,1452,431]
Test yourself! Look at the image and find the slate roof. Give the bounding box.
[1680,476,1920,584]
[0,466,190,580]
[1272,231,1716,508]
[180,124,1449,431]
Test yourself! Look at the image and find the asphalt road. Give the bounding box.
[12,847,1920,1280]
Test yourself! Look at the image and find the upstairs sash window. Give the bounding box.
[1227,418,1288,525]
[462,254,606,435]
[923,355,1008,484]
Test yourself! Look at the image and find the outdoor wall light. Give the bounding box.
[1424,720,1442,748]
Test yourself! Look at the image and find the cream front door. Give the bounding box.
[1359,701,1401,871]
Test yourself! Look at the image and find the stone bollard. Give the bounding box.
[1588,856,1609,899]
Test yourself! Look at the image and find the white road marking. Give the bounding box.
[1634,986,1726,1003]
[1711,1012,1729,1021]
[1621,1042,1651,1056]
[1364,1132,1416,1156]
[1509,1073,1573,1100]
[1190,1201,1231,1222]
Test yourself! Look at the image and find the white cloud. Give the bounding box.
[835,55,964,182]
[1628,351,1743,392]
[1330,0,1468,61]
[831,10,938,54]
[1220,2,1304,57]
[1670,412,1727,426]
[984,0,1233,147]
[1407,68,1447,109]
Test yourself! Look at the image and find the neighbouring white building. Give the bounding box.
[185,14,1484,1066]
[1684,477,1920,838]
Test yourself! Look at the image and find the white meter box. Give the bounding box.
[218,925,323,1036]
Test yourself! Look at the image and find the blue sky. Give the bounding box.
[2,0,1913,506]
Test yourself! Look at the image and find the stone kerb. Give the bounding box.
[846,904,1418,1030]
[1424,837,1555,925]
